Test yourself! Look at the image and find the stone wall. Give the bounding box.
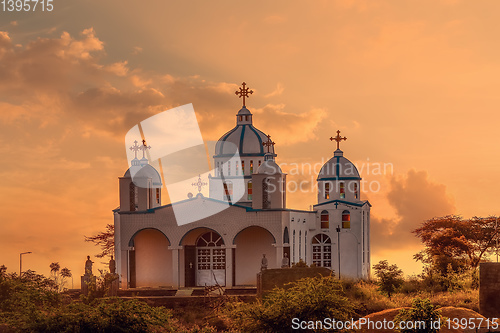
[257,267,332,298]
[479,262,500,318]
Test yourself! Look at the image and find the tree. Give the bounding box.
[84,223,114,258]
[49,262,72,292]
[373,260,404,298]
[413,215,499,275]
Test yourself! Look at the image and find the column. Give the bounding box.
[169,246,181,288]
[225,246,235,288]
[274,244,283,268]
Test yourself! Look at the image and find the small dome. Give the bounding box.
[317,149,360,180]
[124,164,162,188]
[237,107,252,115]
[257,158,282,174]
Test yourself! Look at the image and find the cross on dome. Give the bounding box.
[263,134,275,153]
[129,140,141,159]
[235,82,253,107]
[140,139,151,159]
[330,130,347,150]
[191,174,207,193]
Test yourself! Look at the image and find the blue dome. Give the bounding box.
[215,107,275,157]
[124,164,162,188]
[317,149,361,180]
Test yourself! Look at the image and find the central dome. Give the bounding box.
[214,107,275,157]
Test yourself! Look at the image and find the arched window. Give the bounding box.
[320,210,329,229]
[250,160,253,174]
[241,160,245,175]
[293,230,296,263]
[258,160,262,167]
[283,227,289,244]
[342,210,350,229]
[156,188,160,204]
[129,182,137,211]
[223,181,233,201]
[196,231,225,271]
[227,161,231,176]
[262,178,271,209]
[354,183,359,199]
[247,180,253,200]
[235,161,239,175]
[312,234,331,268]
[324,182,330,200]
[245,115,249,121]
[340,182,345,199]
[239,115,243,122]
[299,231,302,259]
[305,231,307,260]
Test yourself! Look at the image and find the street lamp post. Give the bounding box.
[336,225,341,279]
[20,252,32,277]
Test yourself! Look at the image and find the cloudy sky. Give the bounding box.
[1,0,499,281]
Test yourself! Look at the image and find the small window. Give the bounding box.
[340,182,345,199]
[250,160,253,174]
[299,231,302,259]
[228,161,231,176]
[216,162,219,176]
[324,182,330,200]
[258,160,262,167]
[223,182,233,201]
[245,115,249,121]
[236,161,239,175]
[342,210,350,229]
[247,181,252,200]
[156,188,160,204]
[320,210,329,229]
[241,160,245,175]
[239,115,243,121]
[354,183,358,199]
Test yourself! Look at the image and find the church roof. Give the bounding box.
[257,154,282,174]
[317,149,361,180]
[214,107,275,157]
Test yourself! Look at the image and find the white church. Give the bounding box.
[113,83,371,289]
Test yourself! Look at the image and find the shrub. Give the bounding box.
[394,298,442,333]
[222,275,355,333]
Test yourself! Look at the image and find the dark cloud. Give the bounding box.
[371,169,456,253]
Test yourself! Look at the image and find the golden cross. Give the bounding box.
[330,130,347,150]
[262,134,275,153]
[235,82,253,107]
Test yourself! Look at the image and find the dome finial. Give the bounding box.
[130,140,141,159]
[191,174,207,194]
[330,130,347,150]
[235,82,253,107]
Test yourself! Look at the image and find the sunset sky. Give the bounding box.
[1,0,499,284]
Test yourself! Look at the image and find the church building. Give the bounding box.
[113,83,371,289]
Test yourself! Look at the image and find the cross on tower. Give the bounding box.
[140,139,151,158]
[330,130,347,150]
[129,140,141,159]
[235,82,253,107]
[263,134,275,153]
[192,174,207,193]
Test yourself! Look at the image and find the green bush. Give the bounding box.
[394,298,442,333]
[222,275,355,333]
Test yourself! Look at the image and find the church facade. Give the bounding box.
[113,85,371,289]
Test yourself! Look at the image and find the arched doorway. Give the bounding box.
[312,233,331,268]
[195,231,226,286]
[130,229,172,287]
[233,226,276,286]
